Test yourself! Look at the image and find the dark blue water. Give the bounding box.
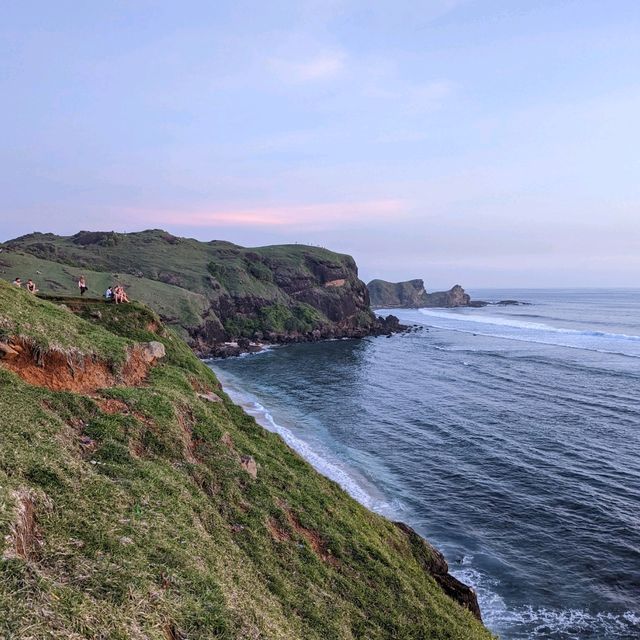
[209,290,640,639]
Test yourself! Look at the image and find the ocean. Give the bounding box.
[208,289,640,640]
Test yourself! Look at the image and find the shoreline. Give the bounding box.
[198,322,424,359]
[207,362,484,622]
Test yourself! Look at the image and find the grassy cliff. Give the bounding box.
[0,281,491,639]
[1,230,387,354]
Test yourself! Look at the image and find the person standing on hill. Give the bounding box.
[78,275,87,296]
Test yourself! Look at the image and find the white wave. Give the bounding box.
[418,309,640,341]
[414,309,640,358]
[453,565,640,638]
[218,381,401,517]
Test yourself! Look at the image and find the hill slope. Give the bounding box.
[0,281,490,639]
[2,230,399,355]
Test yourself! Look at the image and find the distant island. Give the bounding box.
[368,278,475,308]
[367,279,528,309]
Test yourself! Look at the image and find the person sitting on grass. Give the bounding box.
[114,285,130,304]
[26,279,38,294]
[78,275,88,296]
[12,277,21,287]
[105,286,114,301]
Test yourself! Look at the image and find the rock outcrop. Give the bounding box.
[368,279,472,309]
[3,230,405,356]
[394,521,482,621]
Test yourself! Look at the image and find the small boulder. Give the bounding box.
[140,341,166,363]
[240,455,258,478]
[0,343,19,360]
[198,391,222,403]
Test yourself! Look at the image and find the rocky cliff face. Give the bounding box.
[367,279,431,308]
[368,279,472,308]
[3,230,402,355]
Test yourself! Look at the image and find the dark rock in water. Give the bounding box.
[374,314,404,334]
[393,521,483,622]
[468,300,489,308]
[367,279,475,309]
[496,299,530,306]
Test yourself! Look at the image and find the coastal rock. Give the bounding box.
[394,521,482,621]
[496,299,530,306]
[423,284,471,308]
[367,279,430,308]
[368,279,473,308]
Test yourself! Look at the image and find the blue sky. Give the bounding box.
[2,1,639,287]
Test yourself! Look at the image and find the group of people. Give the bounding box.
[12,277,38,293]
[11,274,129,304]
[105,284,130,304]
[12,275,88,296]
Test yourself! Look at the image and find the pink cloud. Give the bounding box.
[125,199,408,229]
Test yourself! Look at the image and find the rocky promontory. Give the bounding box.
[2,230,404,356]
[368,278,473,309]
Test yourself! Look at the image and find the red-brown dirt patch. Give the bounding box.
[266,516,291,543]
[0,339,161,393]
[95,398,130,414]
[278,504,339,566]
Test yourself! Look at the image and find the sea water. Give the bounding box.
[209,289,640,640]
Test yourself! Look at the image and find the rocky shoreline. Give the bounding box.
[197,313,409,358]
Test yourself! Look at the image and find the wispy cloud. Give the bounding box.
[268,51,346,82]
[126,199,407,229]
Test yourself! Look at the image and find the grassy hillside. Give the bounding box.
[2,230,381,353]
[0,251,208,339]
[0,281,491,639]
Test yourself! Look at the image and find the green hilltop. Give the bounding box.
[1,230,387,354]
[0,281,491,639]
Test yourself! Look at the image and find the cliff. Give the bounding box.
[368,279,471,308]
[1,230,401,356]
[0,280,490,639]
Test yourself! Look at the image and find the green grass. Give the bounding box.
[0,280,131,365]
[1,230,375,342]
[0,250,208,338]
[0,282,492,639]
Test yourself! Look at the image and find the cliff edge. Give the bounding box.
[1,230,401,356]
[0,280,490,639]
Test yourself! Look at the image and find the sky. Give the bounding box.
[1,1,639,288]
